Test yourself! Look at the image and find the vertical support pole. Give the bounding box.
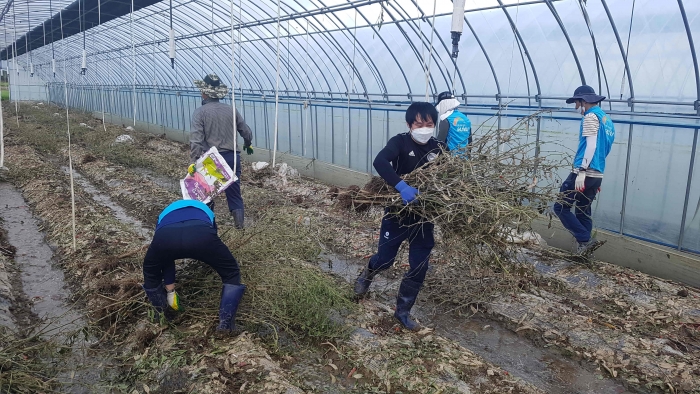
[497,97,502,131]
[679,128,698,250]
[179,91,185,131]
[287,102,292,153]
[299,103,305,157]
[175,91,181,131]
[386,109,390,144]
[263,96,270,154]
[348,107,352,169]
[366,107,372,174]
[331,106,335,164]
[619,123,634,235]
[314,105,318,160]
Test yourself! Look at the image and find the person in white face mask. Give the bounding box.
[554,85,616,256]
[354,102,446,331]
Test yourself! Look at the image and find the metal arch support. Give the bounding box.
[496,0,541,97]
[264,2,350,95]
[383,2,449,99]
[308,0,371,99]
[599,0,636,236]
[351,3,412,99]
[311,0,387,96]
[381,3,436,99]
[676,0,700,111]
[543,0,585,85]
[405,0,466,98]
[677,0,700,250]
[599,0,634,99]
[176,4,285,91]
[249,0,368,96]
[463,16,501,97]
[351,7,394,97]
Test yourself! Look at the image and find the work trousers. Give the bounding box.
[220,150,244,212]
[142,219,241,288]
[368,209,435,285]
[553,172,603,243]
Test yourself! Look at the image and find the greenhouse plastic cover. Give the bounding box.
[1,0,700,253]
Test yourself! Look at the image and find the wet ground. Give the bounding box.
[61,166,152,241]
[319,251,640,394]
[0,182,82,336]
[0,182,114,393]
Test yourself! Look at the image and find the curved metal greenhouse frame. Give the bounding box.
[1,0,700,253]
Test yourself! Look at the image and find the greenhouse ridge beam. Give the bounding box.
[0,0,162,60]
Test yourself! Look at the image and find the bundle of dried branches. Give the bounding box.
[339,113,570,307]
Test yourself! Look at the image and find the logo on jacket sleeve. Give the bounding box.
[408,151,415,157]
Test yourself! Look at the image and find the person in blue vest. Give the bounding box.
[354,102,445,331]
[553,85,615,255]
[141,199,245,333]
[435,91,472,153]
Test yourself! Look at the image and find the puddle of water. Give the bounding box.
[61,166,152,241]
[0,182,114,393]
[430,314,635,394]
[0,183,83,334]
[318,252,638,394]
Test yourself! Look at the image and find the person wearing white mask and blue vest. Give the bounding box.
[554,85,615,255]
[435,91,472,154]
[354,102,445,331]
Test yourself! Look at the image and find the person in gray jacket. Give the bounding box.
[190,73,254,229]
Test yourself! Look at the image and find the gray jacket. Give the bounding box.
[190,98,253,161]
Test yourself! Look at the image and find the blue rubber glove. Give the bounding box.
[395,180,419,205]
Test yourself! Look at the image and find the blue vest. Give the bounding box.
[574,106,615,173]
[445,111,472,152]
[156,200,215,231]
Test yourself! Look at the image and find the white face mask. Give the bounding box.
[411,127,434,144]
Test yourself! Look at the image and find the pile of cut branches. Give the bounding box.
[338,113,569,307]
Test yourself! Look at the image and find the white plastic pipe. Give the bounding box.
[271,0,281,167]
[81,49,87,73]
[60,10,77,251]
[169,28,176,66]
[451,0,466,33]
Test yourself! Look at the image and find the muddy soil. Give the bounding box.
[319,252,638,394]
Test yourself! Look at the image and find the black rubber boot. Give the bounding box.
[207,200,216,211]
[217,284,246,333]
[394,278,422,331]
[231,209,245,229]
[143,283,176,322]
[353,267,378,297]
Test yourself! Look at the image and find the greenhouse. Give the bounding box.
[0,0,699,393]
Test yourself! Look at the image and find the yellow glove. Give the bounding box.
[167,290,180,311]
[188,164,196,176]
